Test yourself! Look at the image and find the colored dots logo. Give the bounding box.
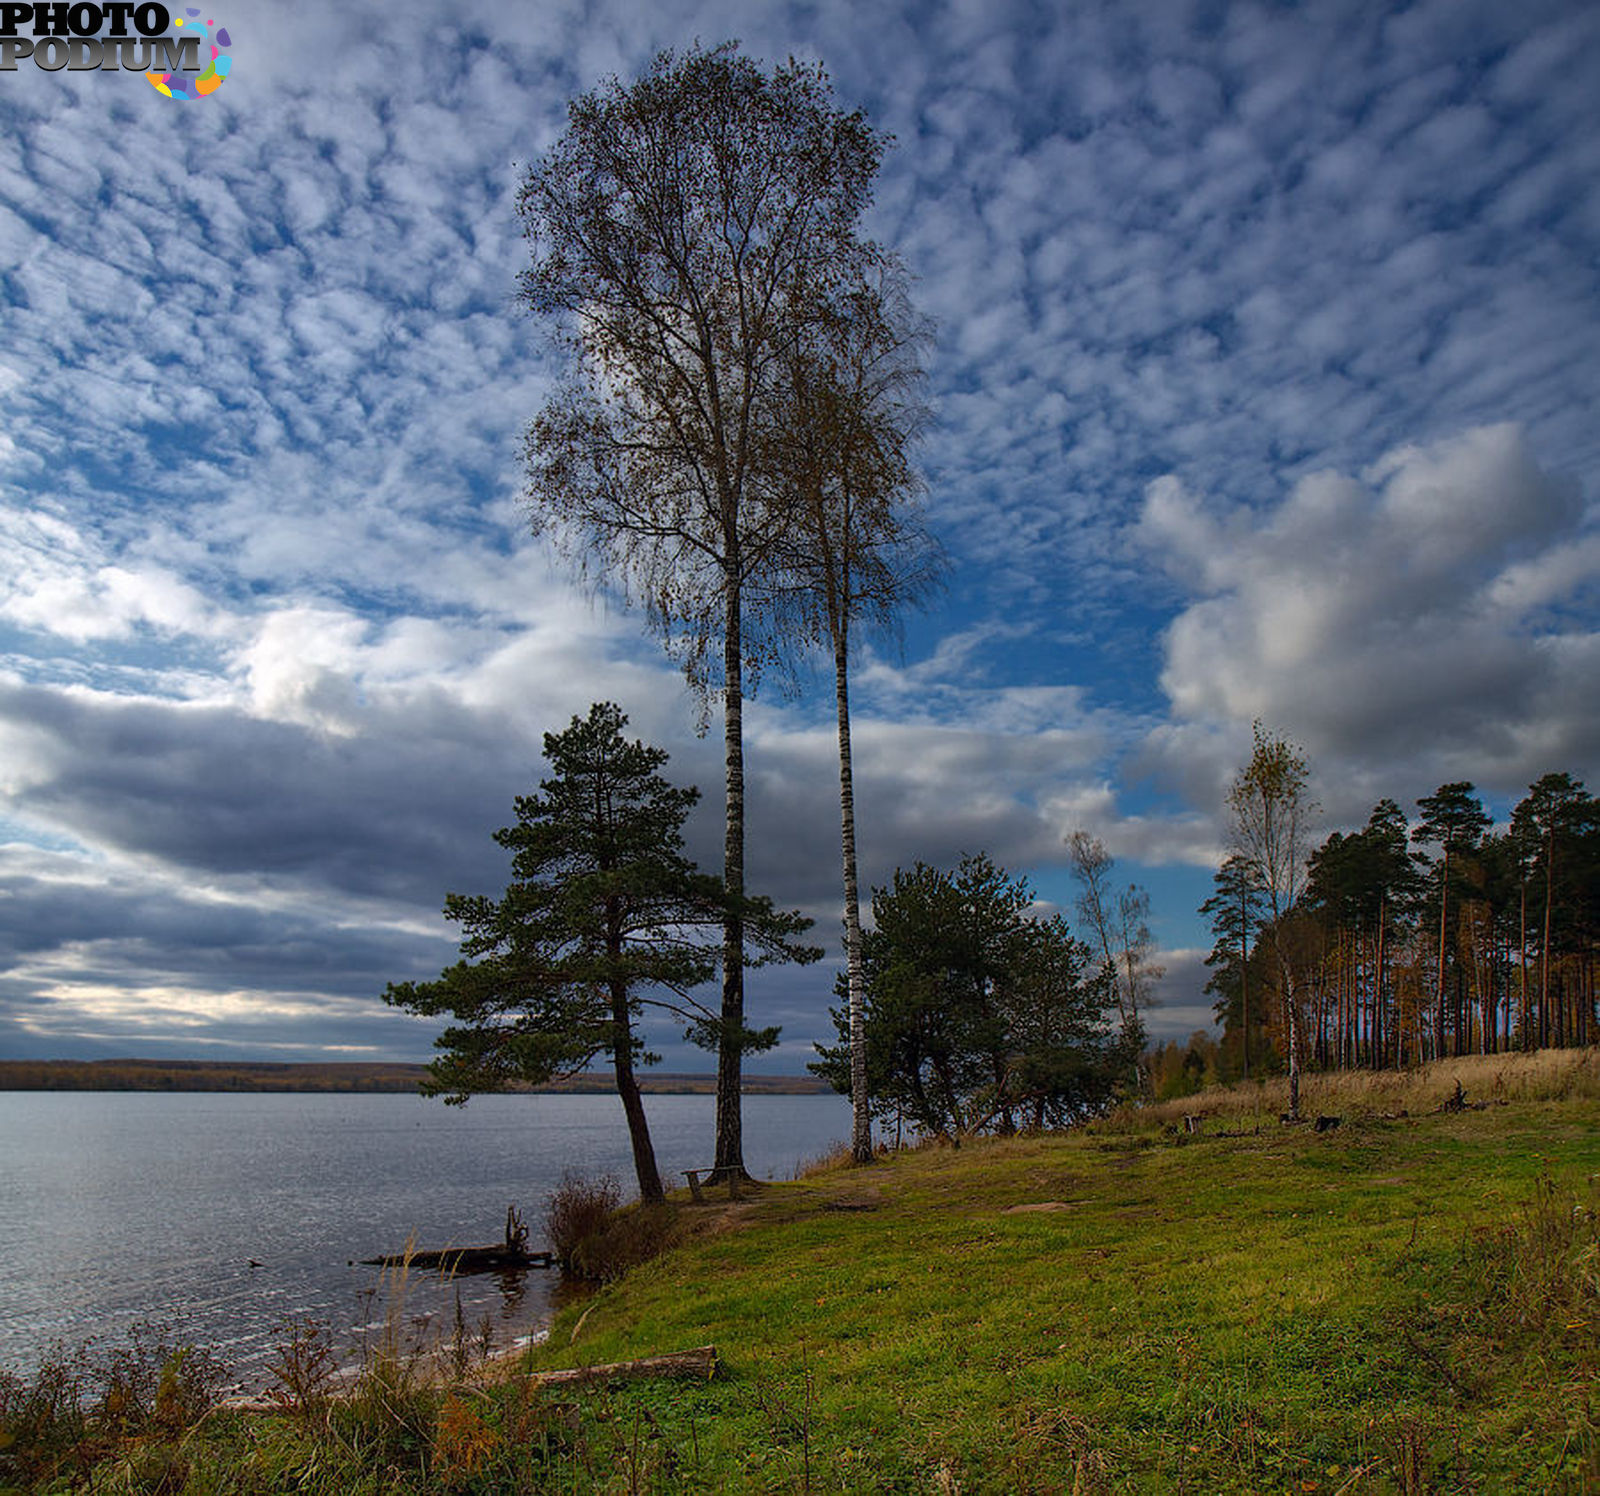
[148,9,230,100]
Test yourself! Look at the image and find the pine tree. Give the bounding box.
[1201,853,1263,1078]
[383,703,817,1204]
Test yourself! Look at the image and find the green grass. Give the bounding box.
[514,1098,1597,1494]
[5,1052,1598,1493]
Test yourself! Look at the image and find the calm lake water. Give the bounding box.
[0,1090,851,1388]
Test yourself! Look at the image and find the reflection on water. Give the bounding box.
[0,1090,849,1385]
[339,1254,553,1388]
[490,1266,531,1320]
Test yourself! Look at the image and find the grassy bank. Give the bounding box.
[5,1051,1597,1492]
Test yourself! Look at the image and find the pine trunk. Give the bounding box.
[1239,885,1250,1080]
[1435,848,1449,1059]
[1374,894,1387,1069]
[611,978,665,1206]
[1540,835,1553,1047]
[1286,979,1302,1120]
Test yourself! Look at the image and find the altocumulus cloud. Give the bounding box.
[0,0,1596,1060]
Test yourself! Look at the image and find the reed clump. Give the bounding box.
[544,1170,680,1284]
[543,1170,621,1265]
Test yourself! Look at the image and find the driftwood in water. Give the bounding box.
[362,1204,552,1273]
[524,1345,719,1388]
[505,1204,530,1252]
[363,1245,555,1272]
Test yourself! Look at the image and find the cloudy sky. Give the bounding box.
[1,0,1595,1070]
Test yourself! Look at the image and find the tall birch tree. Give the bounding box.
[767,267,941,1164]
[518,45,885,1179]
[1226,722,1317,1119]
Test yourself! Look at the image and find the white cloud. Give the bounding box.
[1140,423,1598,803]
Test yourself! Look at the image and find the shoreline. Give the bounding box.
[0,1059,833,1096]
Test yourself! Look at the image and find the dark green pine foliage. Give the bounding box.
[1200,854,1264,1079]
[811,855,1130,1139]
[1510,772,1599,1047]
[384,702,817,1205]
[1413,782,1492,1057]
[1001,913,1131,1131]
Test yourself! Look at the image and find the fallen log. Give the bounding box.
[360,1245,554,1272]
[523,1346,719,1388]
[359,1206,551,1273]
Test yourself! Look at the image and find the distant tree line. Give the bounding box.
[0,1060,431,1093]
[0,1060,835,1096]
[1205,740,1597,1084]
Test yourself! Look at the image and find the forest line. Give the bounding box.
[1192,753,1596,1099]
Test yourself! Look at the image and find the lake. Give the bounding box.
[0,1089,852,1388]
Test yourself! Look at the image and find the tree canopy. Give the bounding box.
[1226,721,1317,1117]
[811,855,1133,1138]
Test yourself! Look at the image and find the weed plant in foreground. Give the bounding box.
[0,1323,228,1491]
[2,1050,1596,1492]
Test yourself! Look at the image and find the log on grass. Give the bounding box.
[527,1346,719,1388]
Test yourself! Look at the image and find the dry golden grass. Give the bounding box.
[794,1138,856,1178]
[1112,1044,1600,1131]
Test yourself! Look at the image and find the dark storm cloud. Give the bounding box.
[0,679,524,904]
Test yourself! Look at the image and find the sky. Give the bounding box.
[1,0,1596,1071]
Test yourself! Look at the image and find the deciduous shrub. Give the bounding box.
[545,1171,621,1265]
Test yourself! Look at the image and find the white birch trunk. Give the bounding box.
[833,624,871,1164]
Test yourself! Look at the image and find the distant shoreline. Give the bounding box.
[0,1059,832,1096]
